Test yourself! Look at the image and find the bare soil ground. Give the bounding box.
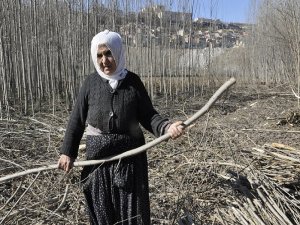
[1,83,300,224]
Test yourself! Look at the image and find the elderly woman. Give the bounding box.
[58,30,184,225]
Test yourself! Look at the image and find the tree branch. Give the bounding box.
[0,77,236,183]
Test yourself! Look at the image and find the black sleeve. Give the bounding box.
[60,77,89,158]
[135,75,170,137]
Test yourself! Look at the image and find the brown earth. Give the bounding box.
[1,83,300,224]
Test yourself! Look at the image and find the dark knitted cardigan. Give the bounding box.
[60,71,169,158]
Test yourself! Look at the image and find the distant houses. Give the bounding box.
[120,4,248,49]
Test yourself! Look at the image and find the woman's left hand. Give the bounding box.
[167,121,185,139]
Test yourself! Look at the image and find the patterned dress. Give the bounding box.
[61,71,169,225]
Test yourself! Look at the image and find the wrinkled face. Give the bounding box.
[97,45,117,75]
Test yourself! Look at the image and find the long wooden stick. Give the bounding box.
[0,77,236,183]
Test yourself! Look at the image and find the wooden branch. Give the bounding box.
[0,181,23,211]
[257,187,293,225]
[0,77,236,183]
[242,128,300,134]
[291,87,300,99]
[54,184,70,213]
[252,147,300,163]
[0,172,41,224]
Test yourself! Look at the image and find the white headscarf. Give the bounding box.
[91,30,127,89]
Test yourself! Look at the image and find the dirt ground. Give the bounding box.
[1,83,300,224]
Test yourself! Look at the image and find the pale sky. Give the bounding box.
[194,0,254,23]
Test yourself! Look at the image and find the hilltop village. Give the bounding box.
[110,5,250,49]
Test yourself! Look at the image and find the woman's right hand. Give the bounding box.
[58,154,75,172]
[167,121,185,139]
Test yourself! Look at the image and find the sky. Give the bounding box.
[90,0,257,24]
[194,0,253,23]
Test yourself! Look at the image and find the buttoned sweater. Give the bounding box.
[60,71,169,158]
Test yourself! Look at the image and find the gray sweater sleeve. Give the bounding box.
[60,77,89,158]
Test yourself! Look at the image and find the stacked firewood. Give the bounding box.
[215,143,300,225]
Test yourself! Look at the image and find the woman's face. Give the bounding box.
[97,45,117,75]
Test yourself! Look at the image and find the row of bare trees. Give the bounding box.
[1,0,90,116]
[3,0,299,116]
[250,0,300,88]
[1,0,219,117]
[212,0,300,89]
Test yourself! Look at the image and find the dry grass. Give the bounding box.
[1,84,300,224]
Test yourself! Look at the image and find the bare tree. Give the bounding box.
[1,0,232,115]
